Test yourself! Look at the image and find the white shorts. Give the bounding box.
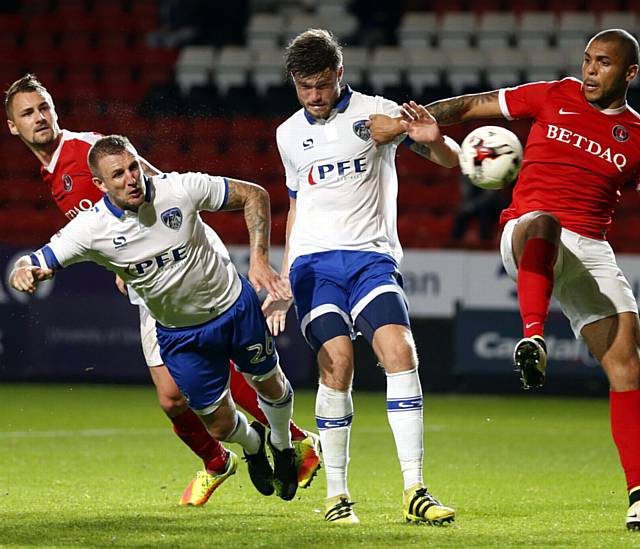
[500,217,638,338]
[139,305,163,367]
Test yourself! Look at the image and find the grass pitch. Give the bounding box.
[0,385,636,548]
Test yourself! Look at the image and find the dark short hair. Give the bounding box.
[88,135,135,178]
[4,73,51,119]
[284,29,343,79]
[590,29,639,66]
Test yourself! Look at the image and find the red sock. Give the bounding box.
[171,408,226,473]
[228,362,306,440]
[610,390,640,492]
[229,364,269,424]
[517,238,556,338]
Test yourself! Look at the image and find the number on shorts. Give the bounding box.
[247,332,275,364]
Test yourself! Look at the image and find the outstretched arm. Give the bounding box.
[426,90,502,125]
[401,101,460,168]
[9,255,53,293]
[369,90,503,144]
[222,178,291,301]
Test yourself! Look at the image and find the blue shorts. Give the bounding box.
[156,276,279,414]
[289,250,409,349]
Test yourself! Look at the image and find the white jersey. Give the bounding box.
[31,172,242,328]
[276,86,406,266]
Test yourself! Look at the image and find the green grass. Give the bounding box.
[0,385,637,548]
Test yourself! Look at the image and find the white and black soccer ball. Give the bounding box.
[458,126,523,190]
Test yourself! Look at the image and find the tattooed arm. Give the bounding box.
[369,90,503,144]
[221,178,291,300]
[426,90,502,125]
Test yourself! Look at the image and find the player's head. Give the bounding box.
[5,73,60,148]
[582,29,639,108]
[88,135,145,211]
[285,29,344,120]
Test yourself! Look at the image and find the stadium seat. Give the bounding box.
[326,12,358,42]
[175,46,216,94]
[342,47,369,88]
[477,12,517,51]
[214,46,253,95]
[444,48,485,94]
[485,48,526,89]
[437,12,476,50]
[200,210,248,244]
[59,31,94,53]
[556,12,597,51]
[406,48,446,95]
[397,12,437,50]
[524,47,566,82]
[282,14,324,45]
[246,13,284,50]
[368,47,406,94]
[517,12,556,50]
[599,11,638,29]
[252,49,287,95]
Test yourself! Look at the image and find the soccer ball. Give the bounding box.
[458,126,523,190]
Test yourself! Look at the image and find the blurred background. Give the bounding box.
[1,0,639,395]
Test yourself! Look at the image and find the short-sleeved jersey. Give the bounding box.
[40,129,104,220]
[498,77,640,239]
[30,172,242,328]
[276,86,406,266]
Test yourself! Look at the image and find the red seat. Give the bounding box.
[200,211,248,244]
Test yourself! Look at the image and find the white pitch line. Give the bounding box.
[0,428,166,439]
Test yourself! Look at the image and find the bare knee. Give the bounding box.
[604,356,640,391]
[156,385,189,418]
[201,404,238,440]
[318,352,353,390]
[379,341,417,374]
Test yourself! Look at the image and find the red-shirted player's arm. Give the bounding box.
[426,91,503,126]
[369,91,503,144]
[140,157,161,176]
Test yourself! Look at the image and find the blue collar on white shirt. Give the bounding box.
[303,85,353,125]
[103,175,153,218]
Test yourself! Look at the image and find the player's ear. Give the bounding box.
[7,119,18,136]
[626,64,638,83]
[92,176,107,193]
[337,65,344,82]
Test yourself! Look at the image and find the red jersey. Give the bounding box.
[40,129,103,220]
[498,77,640,239]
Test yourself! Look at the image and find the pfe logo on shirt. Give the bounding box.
[352,119,371,141]
[612,125,629,143]
[62,174,73,192]
[161,207,183,230]
[303,138,314,150]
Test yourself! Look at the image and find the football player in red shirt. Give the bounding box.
[5,74,320,505]
[370,29,640,530]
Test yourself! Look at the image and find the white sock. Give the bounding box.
[226,411,260,455]
[386,368,424,490]
[258,379,294,451]
[316,383,353,499]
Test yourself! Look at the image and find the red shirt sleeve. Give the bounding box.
[500,81,555,120]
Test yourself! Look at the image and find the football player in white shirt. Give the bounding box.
[264,29,460,525]
[10,135,299,502]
